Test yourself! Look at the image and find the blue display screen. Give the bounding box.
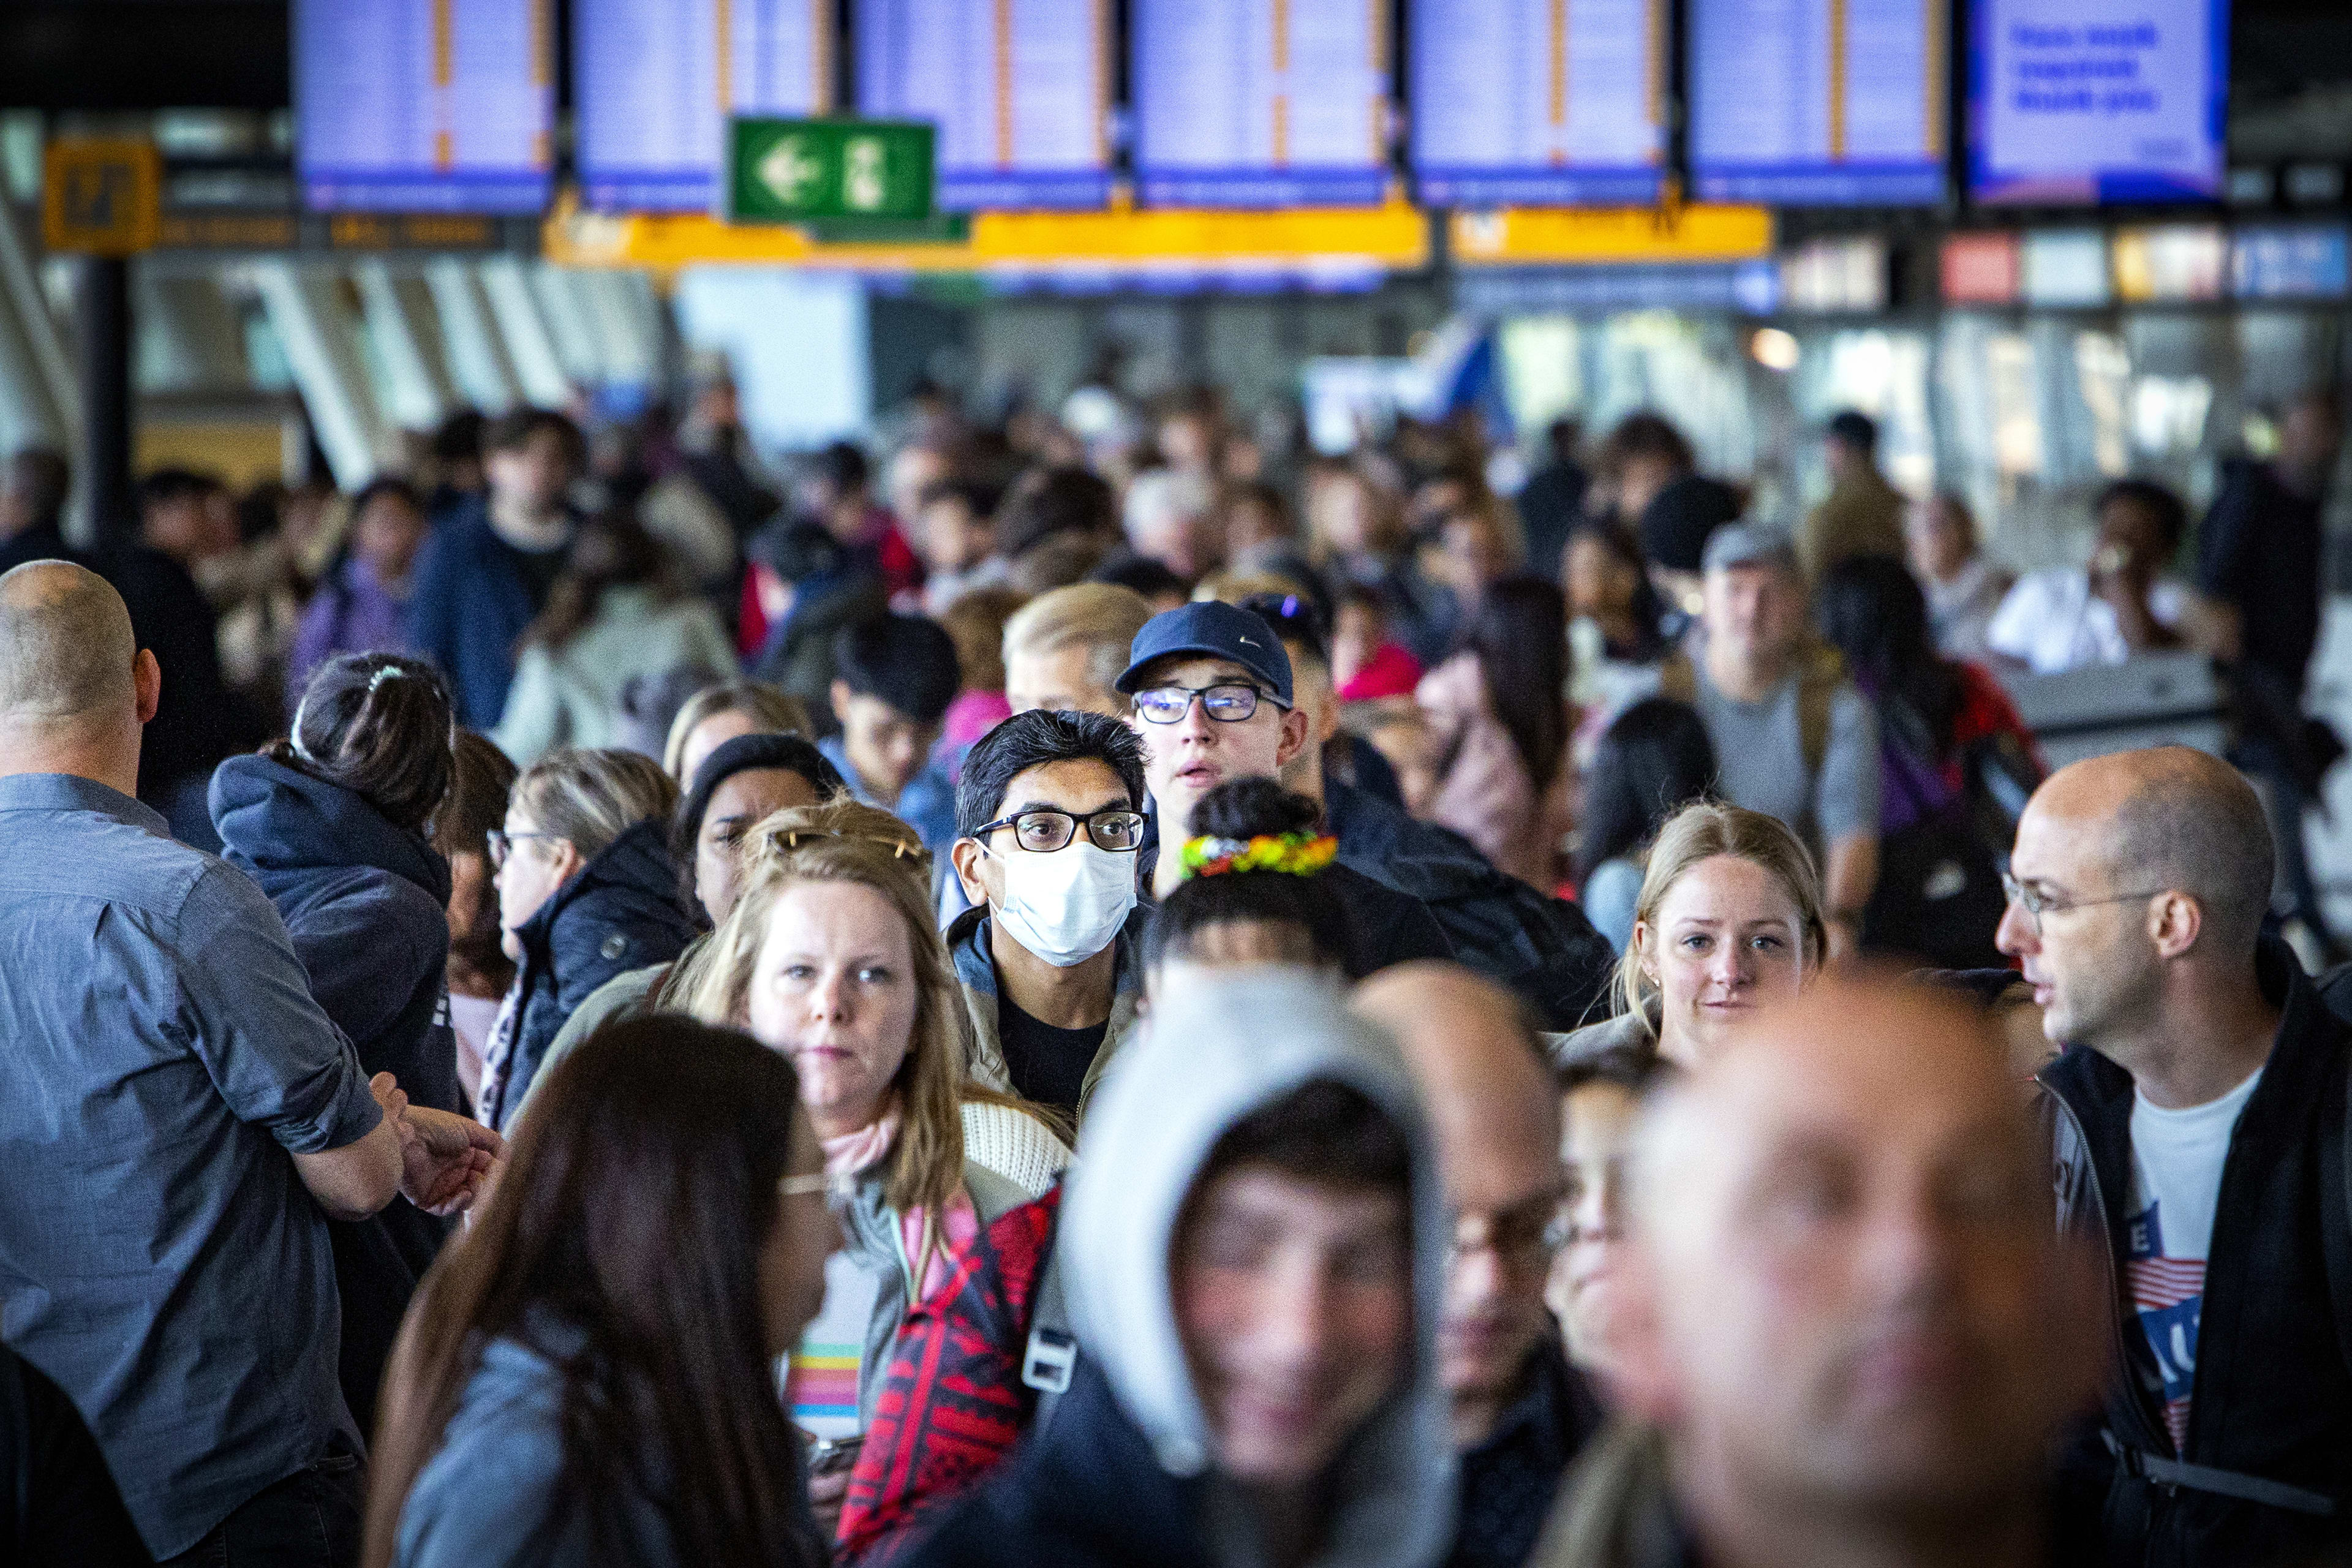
[854,0,1111,211]
[1409,0,1665,206]
[575,0,834,213]
[1131,0,1392,208]
[1970,0,2226,203]
[1688,0,1947,206]
[296,0,552,213]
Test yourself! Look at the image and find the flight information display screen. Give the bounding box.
[296,0,552,213]
[855,0,1111,209]
[1131,0,1392,208]
[1688,0,1947,205]
[1971,0,2225,203]
[575,0,835,213]
[1409,0,1665,206]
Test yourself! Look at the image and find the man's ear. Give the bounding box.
[132,649,162,725]
[2147,891,2203,960]
[1274,704,1311,768]
[829,679,853,728]
[949,836,992,906]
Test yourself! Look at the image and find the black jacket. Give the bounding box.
[2038,938,2352,1568]
[1328,780,1616,1029]
[1452,1333,1606,1568]
[209,751,462,1436]
[903,1359,1217,1568]
[484,819,698,1132]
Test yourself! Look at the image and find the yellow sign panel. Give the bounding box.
[545,192,1431,275]
[1449,205,1773,265]
[42,139,163,257]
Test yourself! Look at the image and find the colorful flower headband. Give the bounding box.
[1178,831,1339,881]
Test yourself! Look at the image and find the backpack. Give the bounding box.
[1860,697,2008,970]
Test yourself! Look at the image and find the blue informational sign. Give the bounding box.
[855,0,1110,211]
[2231,227,2351,300]
[576,0,833,213]
[1689,0,1947,205]
[1409,0,1664,206]
[1131,0,1392,208]
[1971,0,2226,203]
[296,0,551,213]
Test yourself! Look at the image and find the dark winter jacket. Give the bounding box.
[2038,937,2352,1568]
[404,495,568,730]
[480,820,698,1133]
[1327,779,1616,1029]
[209,751,461,1434]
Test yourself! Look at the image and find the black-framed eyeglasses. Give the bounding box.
[487,829,562,869]
[2000,871,2168,935]
[1132,683,1282,725]
[972,806,1147,854]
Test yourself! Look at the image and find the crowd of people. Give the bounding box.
[0,369,2348,1568]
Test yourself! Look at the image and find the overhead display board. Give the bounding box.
[296,0,552,213]
[1409,0,1665,206]
[1689,0,1947,205]
[1131,0,1392,208]
[2232,226,2350,301]
[1971,0,2225,203]
[855,0,1110,210]
[575,0,835,213]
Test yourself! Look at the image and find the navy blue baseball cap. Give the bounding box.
[1115,600,1294,706]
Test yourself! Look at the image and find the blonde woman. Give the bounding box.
[1554,801,1827,1071]
[685,797,1065,1525]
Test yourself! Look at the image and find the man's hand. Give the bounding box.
[371,1072,505,1216]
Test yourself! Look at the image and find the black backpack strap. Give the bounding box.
[1020,1245,1075,1435]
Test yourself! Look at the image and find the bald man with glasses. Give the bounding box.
[2000,746,2352,1567]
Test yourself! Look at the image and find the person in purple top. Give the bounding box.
[287,478,431,708]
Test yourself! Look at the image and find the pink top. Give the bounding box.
[1415,651,1567,891]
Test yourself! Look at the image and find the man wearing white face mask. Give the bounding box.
[948,708,1150,1121]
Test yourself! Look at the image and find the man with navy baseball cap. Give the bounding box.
[1118,600,1452,971]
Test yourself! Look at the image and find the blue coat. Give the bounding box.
[404,496,558,731]
[209,751,461,1436]
[481,820,698,1133]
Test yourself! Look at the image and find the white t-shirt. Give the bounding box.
[783,1250,886,1440]
[2124,1067,2262,1453]
[1986,568,2187,674]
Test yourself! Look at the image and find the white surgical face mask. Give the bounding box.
[987,840,1137,967]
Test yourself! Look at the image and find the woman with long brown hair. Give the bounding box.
[362,1015,835,1568]
[685,796,1064,1532]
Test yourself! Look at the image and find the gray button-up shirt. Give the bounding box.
[0,772,382,1557]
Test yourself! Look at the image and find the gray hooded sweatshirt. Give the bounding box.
[1059,965,1461,1568]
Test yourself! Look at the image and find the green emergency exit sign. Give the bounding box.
[723,118,935,224]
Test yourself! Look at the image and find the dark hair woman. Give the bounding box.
[1142,777,1350,986]
[361,1016,835,1568]
[491,508,737,767]
[503,732,849,1131]
[1817,556,2043,968]
[1573,698,1719,952]
[1415,576,1573,890]
[208,650,462,1434]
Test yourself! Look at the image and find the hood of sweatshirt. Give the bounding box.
[210,751,451,904]
[1062,965,1458,1568]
